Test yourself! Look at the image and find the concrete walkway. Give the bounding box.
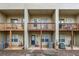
[0,50,79,56]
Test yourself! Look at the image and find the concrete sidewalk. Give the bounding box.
[0,50,79,56]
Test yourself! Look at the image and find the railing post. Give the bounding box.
[76,23,78,30]
[5,23,6,30]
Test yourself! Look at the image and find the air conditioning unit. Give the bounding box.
[59,39,65,49]
[59,42,65,49]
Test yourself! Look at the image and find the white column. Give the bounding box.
[55,9,59,49]
[24,8,29,49]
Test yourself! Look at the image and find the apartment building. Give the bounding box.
[0,3,79,50]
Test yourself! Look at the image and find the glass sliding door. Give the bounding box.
[42,34,52,48]
[12,34,19,47]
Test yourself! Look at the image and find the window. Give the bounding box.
[59,19,64,28]
[42,39,44,42]
[59,19,64,23]
[32,18,38,27]
[12,39,18,42]
[33,19,37,27]
[44,35,49,42]
[42,35,49,42]
[11,19,18,23]
[45,39,48,42]
[32,17,49,29]
[12,34,18,42]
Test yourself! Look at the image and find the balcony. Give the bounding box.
[59,23,79,31]
[28,23,55,32]
[0,23,24,31]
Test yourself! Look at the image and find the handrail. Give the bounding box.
[60,23,77,24]
[0,23,24,30]
[59,23,79,30]
[28,23,55,30]
[28,23,55,24]
[0,23,23,24]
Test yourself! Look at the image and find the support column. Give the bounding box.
[24,8,29,49]
[71,31,74,50]
[9,30,12,48]
[55,9,59,49]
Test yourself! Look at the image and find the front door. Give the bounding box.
[31,34,41,48]
[31,35,36,47]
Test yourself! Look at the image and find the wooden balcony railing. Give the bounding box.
[28,23,55,31]
[59,23,79,31]
[0,23,24,31]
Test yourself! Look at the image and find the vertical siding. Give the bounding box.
[51,11,55,23]
[76,15,79,23]
[0,32,6,49]
[0,13,6,23]
[0,32,2,48]
[0,13,6,48]
[74,32,79,47]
